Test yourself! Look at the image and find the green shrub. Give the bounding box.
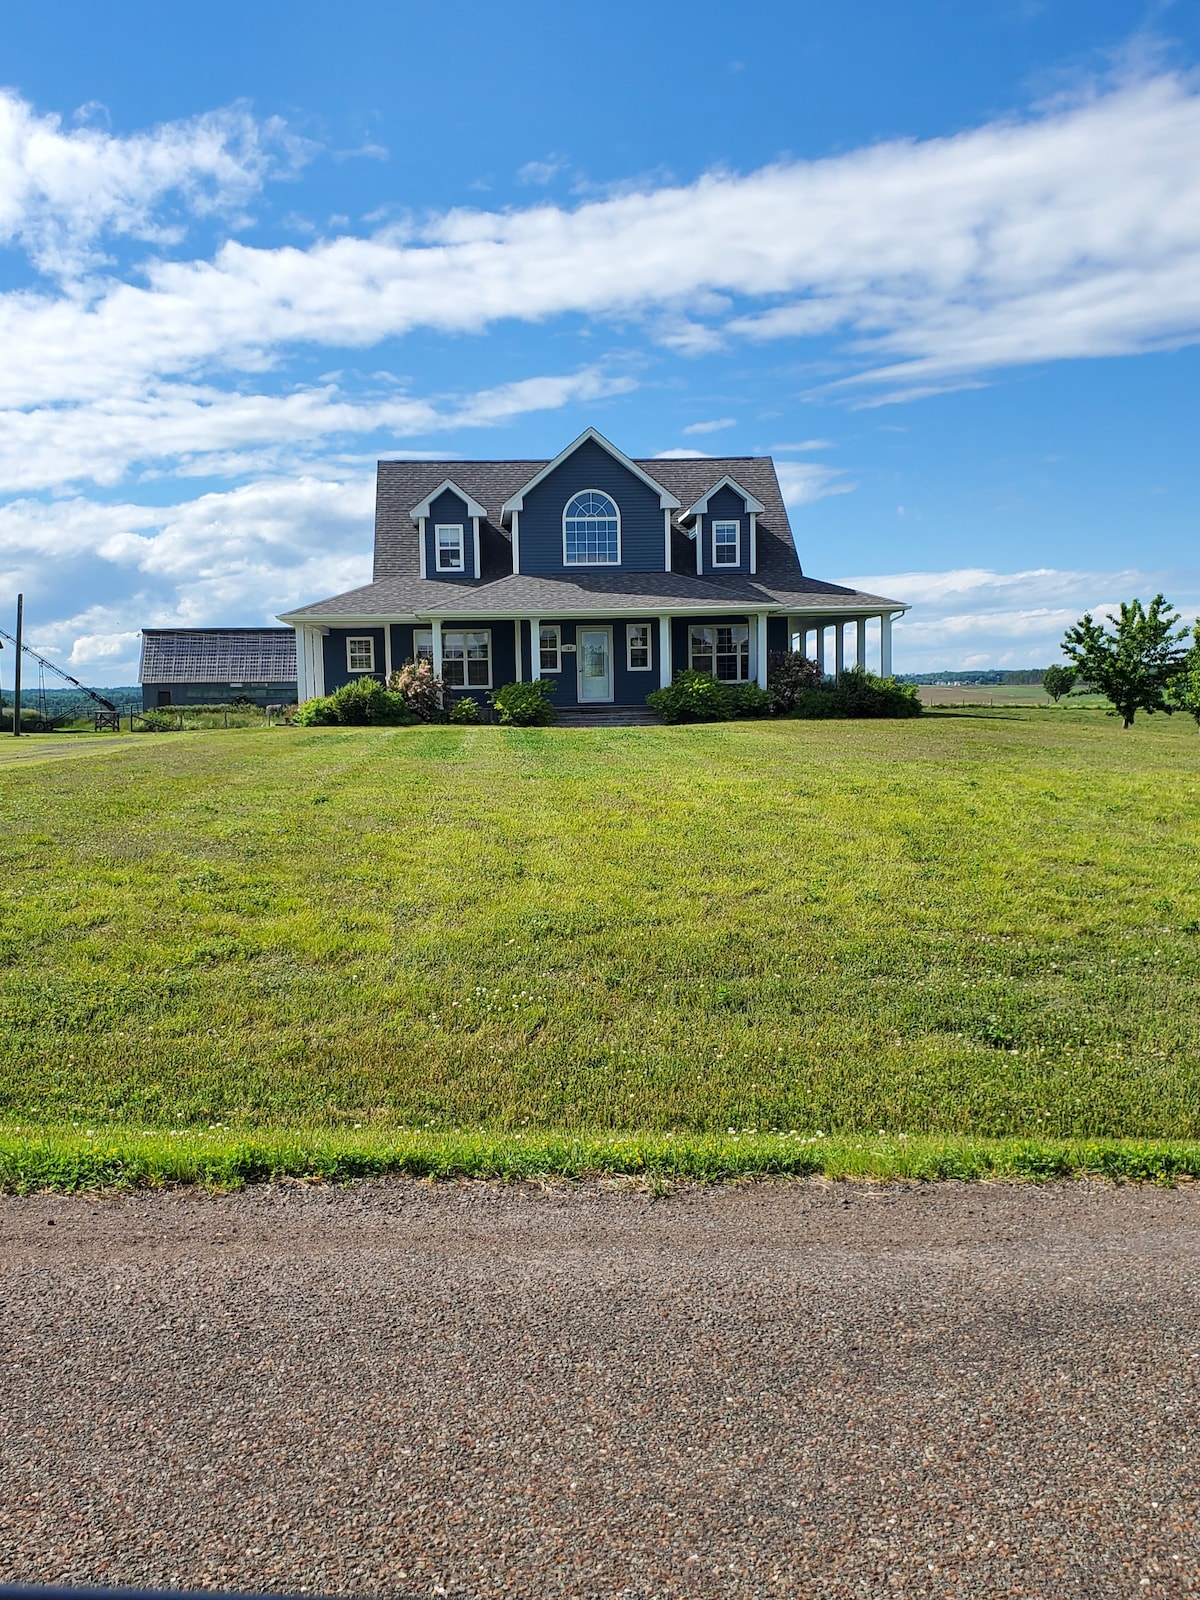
[450,695,482,724]
[294,679,416,727]
[489,679,557,725]
[293,696,338,726]
[646,669,735,723]
[731,682,771,717]
[785,666,923,720]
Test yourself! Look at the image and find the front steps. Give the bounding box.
[555,706,659,728]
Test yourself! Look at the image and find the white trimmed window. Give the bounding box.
[347,636,376,673]
[627,623,651,671]
[712,520,740,567]
[689,624,750,682]
[563,491,620,566]
[443,629,492,688]
[435,524,465,572]
[539,625,561,672]
[414,628,433,665]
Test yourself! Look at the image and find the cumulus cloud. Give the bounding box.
[840,565,1200,670]
[0,90,304,277]
[776,461,854,507]
[683,417,737,435]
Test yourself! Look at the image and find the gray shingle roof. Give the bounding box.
[284,454,908,620]
[140,629,297,684]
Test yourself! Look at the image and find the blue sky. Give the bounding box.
[1,0,1199,680]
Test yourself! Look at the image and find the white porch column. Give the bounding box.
[383,623,393,681]
[294,627,310,703]
[834,620,845,681]
[814,624,826,676]
[880,612,893,677]
[657,614,672,688]
[530,617,541,679]
[432,619,444,679]
[856,616,867,669]
[755,612,769,690]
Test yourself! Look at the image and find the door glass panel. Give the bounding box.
[578,629,613,701]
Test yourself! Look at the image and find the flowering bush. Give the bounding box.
[388,659,449,722]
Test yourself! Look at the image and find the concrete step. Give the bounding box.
[556,706,659,727]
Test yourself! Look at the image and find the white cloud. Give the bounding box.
[771,439,833,451]
[840,565,1200,669]
[517,154,569,186]
[0,90,304,277]
[3,75,1200,406]
[683,417,736,435]
[776,461,854,507]
[0,365,636,492]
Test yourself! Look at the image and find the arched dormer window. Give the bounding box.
[563,491,620,566]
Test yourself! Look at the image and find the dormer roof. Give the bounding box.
[500,428,681,520]
[409,479,488,523]
[681,474,767,522]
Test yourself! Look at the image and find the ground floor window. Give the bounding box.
[627,623,651,670]
[347,636,376,672]
[414,627,491,687]
[689,624,750,682]
[539,624,561,672]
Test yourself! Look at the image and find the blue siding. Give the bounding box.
[701,484,752,575]
[323,627,386,691]
[423,490,476,581]
[517,438,666,574]
[767,616,789,655]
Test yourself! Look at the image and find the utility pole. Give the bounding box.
[13,593,22,738]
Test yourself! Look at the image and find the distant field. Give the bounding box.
[915,684,1109,707]
[0,708,1198,1151]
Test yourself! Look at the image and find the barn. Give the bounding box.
[139,629,298,710]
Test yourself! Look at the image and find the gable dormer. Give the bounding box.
[410,479,488,581]
[501,428,680,576]
[681,475,767,577]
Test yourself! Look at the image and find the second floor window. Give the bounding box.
[712,520,740,566]
[436,524,465,571]
[564,491,620,565]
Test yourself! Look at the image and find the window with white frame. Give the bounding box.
[563,491,620,565]
[347,635,376,673]
[442,629,492,687]
[712,520,740,567]
[627,623,651,671]
[539,625,561,672]
[435,523,465,572]
[414,628,434,665]
[689,624,750,682]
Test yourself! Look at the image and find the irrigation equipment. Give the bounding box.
[0,600,121,733]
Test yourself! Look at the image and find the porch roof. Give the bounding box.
[279,568,908,623]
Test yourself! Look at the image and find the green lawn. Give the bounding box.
[1,709,1199,1178]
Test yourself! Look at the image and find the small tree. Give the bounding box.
[1168,622,1200,731]
[1042,664,1076,703]
[1060,595,1188,729]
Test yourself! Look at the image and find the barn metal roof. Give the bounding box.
[139,629,297,685]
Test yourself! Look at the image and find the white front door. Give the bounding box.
[577,626,614,703]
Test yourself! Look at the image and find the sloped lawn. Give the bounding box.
[1,708,1198,1184]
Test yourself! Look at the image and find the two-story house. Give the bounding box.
[280,428,908,708]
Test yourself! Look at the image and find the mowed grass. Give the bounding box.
[1,709,1198,1150]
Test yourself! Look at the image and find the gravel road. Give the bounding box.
[2,1179,1198,1598]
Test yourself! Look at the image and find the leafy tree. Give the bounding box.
[1061,595,1188,729]
[1168,622,1200,731]
[1042,664,1076,702]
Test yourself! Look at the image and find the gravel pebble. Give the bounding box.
[2,1178,1198,1597]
